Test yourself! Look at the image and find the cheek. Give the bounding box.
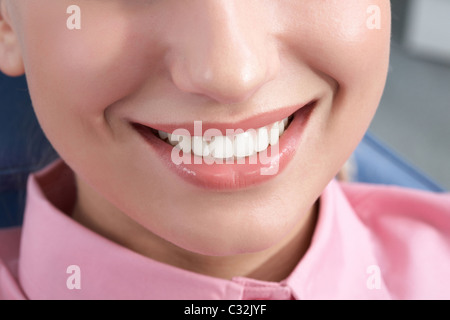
[298,1,391,90]
[324,2,390,163]
[323,1,391,134]
[18,2,164,146]
[277,0,390,143]
[278,0,391,177]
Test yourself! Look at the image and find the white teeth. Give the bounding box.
[168,133,179,145]
[209,135,234,159]
[254,127,269,152]
[158,130,168,140]
[278,120,285,136]
[269,122,280,146]
[192,136,210,157]
[168,133,191,153]
[157,116,290,159]
[234,131,255,158]
[177,136,192,153]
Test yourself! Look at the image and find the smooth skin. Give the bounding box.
[0,1,390,281]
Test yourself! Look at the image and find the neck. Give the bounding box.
[72,175,319,282]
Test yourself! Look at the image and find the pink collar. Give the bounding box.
[17,160,390,299]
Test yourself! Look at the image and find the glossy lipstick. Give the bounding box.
[132,101,316,190]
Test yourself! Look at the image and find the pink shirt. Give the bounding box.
[1,160,449,300]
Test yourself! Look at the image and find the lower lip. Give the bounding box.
[132,102,316,191]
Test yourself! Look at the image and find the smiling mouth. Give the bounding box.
[130,100,316,190]
[132,115,294,161]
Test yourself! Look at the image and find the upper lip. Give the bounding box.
[129,100,315,136]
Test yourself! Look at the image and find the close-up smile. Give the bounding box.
[131,100,317,190]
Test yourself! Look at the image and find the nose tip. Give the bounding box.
[170,48,278,104]
[166,2,280,105]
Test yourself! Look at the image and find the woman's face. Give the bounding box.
[2,1,390,255]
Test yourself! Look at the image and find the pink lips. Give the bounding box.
[132,101,316,190]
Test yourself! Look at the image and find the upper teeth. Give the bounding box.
[158,117,290,160]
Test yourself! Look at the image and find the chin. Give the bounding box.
[163,214,295,257]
